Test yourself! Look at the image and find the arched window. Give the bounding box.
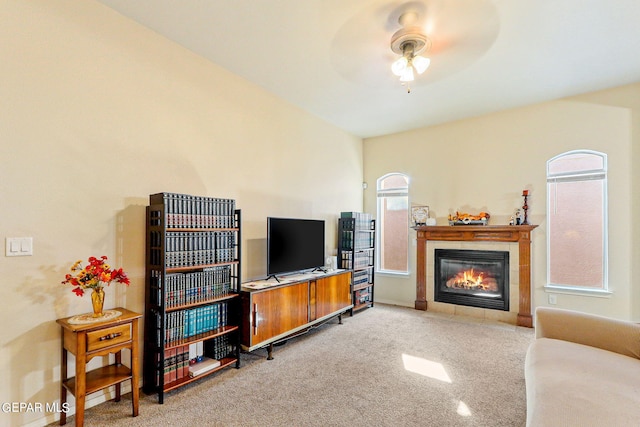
[547,150,608,293]
[376,173,409,274]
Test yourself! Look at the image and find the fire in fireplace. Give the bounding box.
[434,249,509,311]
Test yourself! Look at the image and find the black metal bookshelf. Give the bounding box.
[143,192,241,403]
[337,212,375,313]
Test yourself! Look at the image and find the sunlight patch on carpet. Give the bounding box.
[457,400,472,417]
[402,354,452,383]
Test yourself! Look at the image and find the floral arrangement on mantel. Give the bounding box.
[61,255,130,317]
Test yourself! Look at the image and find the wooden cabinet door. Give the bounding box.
[315,272,351,319]
[249,282,309,346]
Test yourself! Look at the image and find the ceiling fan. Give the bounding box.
[389,10,432,92]
[329,0,500,92]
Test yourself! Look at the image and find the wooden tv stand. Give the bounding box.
[240,270,352,359]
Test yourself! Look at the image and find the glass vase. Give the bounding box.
[91,287,105,318]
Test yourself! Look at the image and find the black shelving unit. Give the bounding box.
[337,212,375,313]
[143,192,241,403]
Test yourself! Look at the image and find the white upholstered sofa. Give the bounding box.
[525,307,640,426]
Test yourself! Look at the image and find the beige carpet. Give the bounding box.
[55,304,534,427]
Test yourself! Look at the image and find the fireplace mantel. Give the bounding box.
[412,225,538,327]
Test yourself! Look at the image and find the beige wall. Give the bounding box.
[364,83,640,323]
[0,1,362,426]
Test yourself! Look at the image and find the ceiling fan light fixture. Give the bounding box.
[399,66,414,82]
[412,55,430,74]
[391,56,409,76]
[389,12,431,91]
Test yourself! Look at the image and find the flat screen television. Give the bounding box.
[267,217,325,277]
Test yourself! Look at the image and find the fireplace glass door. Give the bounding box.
[434,249,509,311]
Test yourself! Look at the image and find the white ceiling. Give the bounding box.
[95,0,640,138]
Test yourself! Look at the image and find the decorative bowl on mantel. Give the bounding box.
[448,211,490,226]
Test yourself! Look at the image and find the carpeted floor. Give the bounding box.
[54,304,534,427]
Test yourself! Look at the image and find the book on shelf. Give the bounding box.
[196,341,204,360]
[161,345,190,386]
[163,348,175,384]
[165,265,234,308]
[339,213,374,252]
[188,343,197,364]
[355,288,371,304]
[161,230,237,268]
[206,334,232,360]
[149,192,236,229]
[156,337,223,386]
[155,311,232,386]
[353,271,370,286]
[163,301,230,346]
[189,356,221,377]
[340,212,372,231]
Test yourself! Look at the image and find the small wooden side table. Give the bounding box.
[56,307,142,426]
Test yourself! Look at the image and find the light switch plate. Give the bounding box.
[6,237,33,256]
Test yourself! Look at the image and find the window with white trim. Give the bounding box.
[376,173,409,274]
[547,150,608,293]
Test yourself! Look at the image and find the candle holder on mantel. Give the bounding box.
[522,190,530,225]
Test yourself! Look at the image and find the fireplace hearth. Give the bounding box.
[434,249,509,311]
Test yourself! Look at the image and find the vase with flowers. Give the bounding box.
[61,255,130,317]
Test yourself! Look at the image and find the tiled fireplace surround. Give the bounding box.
[413,225,537,327]
[428,241,518,323]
